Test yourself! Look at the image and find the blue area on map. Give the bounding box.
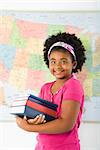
[92,65,100,72]
[0,44,16,70]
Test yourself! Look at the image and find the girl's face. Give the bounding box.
[49,50,76,80]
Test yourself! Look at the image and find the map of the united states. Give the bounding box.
[0,11,100,121]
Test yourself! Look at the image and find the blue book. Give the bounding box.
[28,94,58,110]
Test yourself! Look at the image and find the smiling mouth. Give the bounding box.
[54,70,64,74]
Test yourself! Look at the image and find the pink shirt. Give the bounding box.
[35,75,84,150]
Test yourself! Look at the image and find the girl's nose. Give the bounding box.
[55,62,62,68]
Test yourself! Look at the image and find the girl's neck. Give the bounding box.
[56,74,73,85]
[55,74,72,87]
[51,74,73,95]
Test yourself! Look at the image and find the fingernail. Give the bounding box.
[24,116,27,120]
[44,120,46,123]
[43,115,45,119]
[36,115,40,118]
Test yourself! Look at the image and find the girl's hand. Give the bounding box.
[16,114,46,132]
[27,114,46,124]
[16,116,29,131]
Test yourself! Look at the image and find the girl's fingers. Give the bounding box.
[27,119,35,124]
[27,115,40,124]
[24,116,27,120]
[27,114,45,124]
[35,114,45,124]
[40,114,45,123]
[43,120,46,123]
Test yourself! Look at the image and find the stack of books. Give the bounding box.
[10,94,58,122]
[10,94,29,118]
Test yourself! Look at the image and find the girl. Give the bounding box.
[16,32,86,150]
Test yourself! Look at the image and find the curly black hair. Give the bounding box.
[43,32,86,73]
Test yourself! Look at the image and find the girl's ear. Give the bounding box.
[73,61,77,69]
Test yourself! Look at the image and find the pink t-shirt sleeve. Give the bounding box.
[62,79,84,104]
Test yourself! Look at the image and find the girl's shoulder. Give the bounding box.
[64,74,83,91]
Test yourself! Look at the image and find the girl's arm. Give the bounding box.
[16,100,80,134]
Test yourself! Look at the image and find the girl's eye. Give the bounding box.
[61,60,67,64]
[50,61,55,65]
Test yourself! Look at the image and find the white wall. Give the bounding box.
[0,122,100,150]
[0,122,37,150]
[0,0,100,11]
[0,1,100,150]
[79,123,100,150]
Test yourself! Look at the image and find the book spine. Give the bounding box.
[26,100,57,118]
[29,94,58,109]
[10,105,25,114]
[28,96,57,111]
